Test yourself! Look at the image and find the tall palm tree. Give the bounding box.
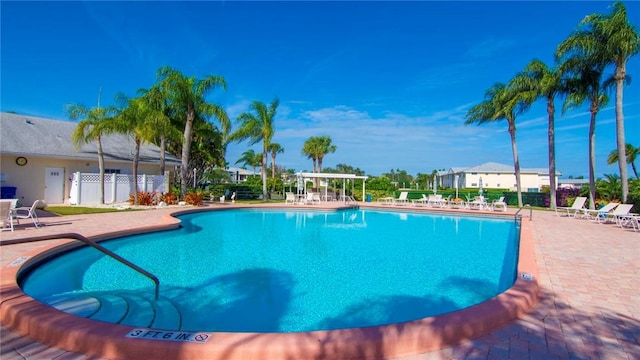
[556,25,609,210]
[583,2,639,203]
[513,59,567,210]
[138,85,181,175]
[608,143,639,179]
[267,142,284,178]
[114,93,170,204]
[156,66,228,198]
[314,136,336,173]
[67,104,118,205]
[465,81,533,207]
[302,139,318,173]
[229,98,279,200]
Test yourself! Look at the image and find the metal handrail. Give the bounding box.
[514,204,533,220]
[25,233,160,299]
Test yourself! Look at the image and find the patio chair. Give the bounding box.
[427,194,443,208]
[304,192,320,205]
[12,199,42,228]
[411,194,428,207]
[606,204,634,226]
[285,192,296,204]
[492,196,507,212]
[467,196,487,210]
[582,202,619,223]
[0,200,14,232]
[554,196,587,217]
[393,191,409,205]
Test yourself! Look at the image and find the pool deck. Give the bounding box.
[0,202,638,359]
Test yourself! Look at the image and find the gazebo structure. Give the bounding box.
[295,172,368,201]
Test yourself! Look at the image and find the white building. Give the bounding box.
[440,162,560,192]
[0,112,181,205]
[225,166,259,183]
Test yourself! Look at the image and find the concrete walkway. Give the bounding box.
[1,204,638,359]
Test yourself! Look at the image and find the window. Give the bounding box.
[497,183,501,187]
[105,169,121,174]
[471,183,477,186]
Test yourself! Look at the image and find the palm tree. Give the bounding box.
[138,85,181,175]
[114,93,170,204]
[267,142,284,178]
[465,81,533,207]
[513,59,567,210]
[608,143,639,179]
[67,104,118,205]
[229,98,279,200]
[583,2,639,203]
[156,66,228,198]
[302,139,318,173]
[235,149,262,174]
[556,25,609,210]
[314,136,336,173]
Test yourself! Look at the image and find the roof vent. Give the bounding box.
[25,120,34,125]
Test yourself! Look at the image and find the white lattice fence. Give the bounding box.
[69,172,168,205]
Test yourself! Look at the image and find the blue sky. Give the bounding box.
[2,1,639,178]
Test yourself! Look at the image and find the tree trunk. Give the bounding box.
[180,106,195,199]
[615,67,628,203]
[588,109,597,210]
[133,137,141,205]
[317,157,324,189]
[159,136,166,175]
[271,153,276,178]
[547,95,557,210]
[97,135,105,205]
[261,148,268,201]
[508,120,523,208]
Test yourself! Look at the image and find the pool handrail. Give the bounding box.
[515,204,533,220]
[23,232,160,300]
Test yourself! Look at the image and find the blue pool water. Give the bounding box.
[21,209,519,333]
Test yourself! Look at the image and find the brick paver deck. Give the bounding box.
[1,204,638,359]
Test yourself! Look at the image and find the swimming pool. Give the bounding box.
[19,208,519,333]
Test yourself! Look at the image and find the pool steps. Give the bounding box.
[43,291,182,331]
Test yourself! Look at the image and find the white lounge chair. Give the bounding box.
[304,192,320,204]
[582,202,619,223]
[492,196,507,212]
[393,191,409,205]
[12,199,42,228]
[285,192,297,204]
[606,204,634,226]
[555,196,587,217]
[427,194,443,208]
[467,196,487,210]
[0,200,14,232]
[411,194,428,207]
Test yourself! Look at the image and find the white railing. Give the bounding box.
[69,172,168,205]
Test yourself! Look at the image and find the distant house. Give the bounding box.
[440,162,561,192]
[0,112,180,205]
[225,166,259,183]
[557,178,588,189]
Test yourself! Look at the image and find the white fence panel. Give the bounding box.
[69,172,167,205]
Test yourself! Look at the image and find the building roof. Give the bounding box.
[451,162,560,175]
[225,167,258,176]
[1,112,180,165]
